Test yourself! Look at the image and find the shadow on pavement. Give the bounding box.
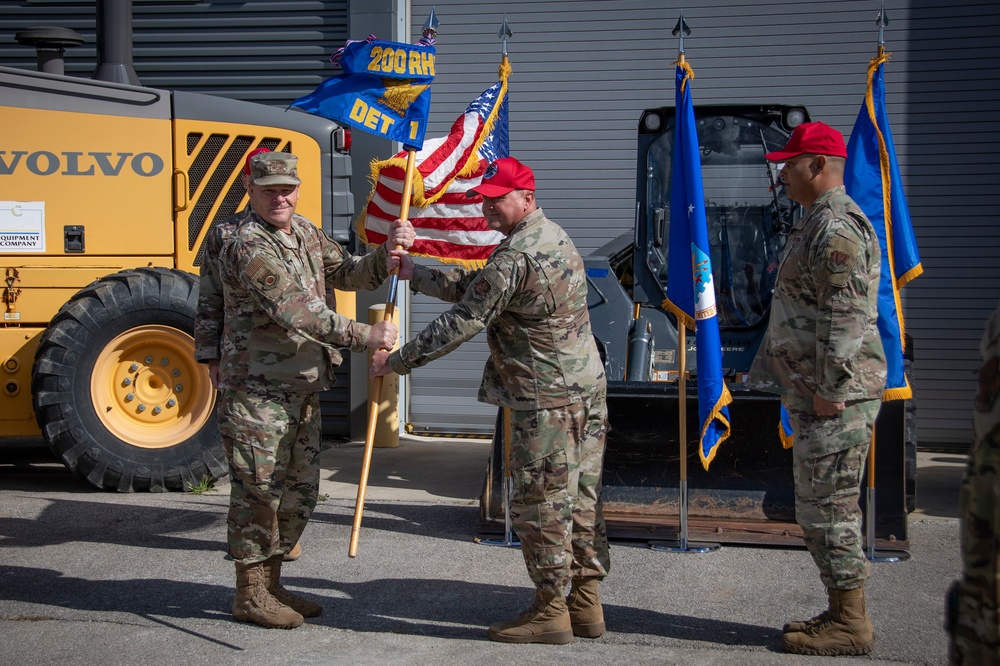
[0,565,779,650]
[0,496,224,551]
[0,496,484,552]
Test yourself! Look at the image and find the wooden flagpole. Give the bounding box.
[648,14,719,554]
[349,149,417,558]
[863,2,908,565]
[348,7,439,559]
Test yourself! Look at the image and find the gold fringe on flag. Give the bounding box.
[698,388,733,469]
[862,51,923,401]
[354,64,512,269]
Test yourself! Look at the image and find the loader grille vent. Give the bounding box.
[186,132,284,264]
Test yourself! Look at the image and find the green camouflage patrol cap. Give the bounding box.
[250,151,302,186]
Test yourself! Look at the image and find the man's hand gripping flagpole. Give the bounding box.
[349,147,417,558]
[348,9,439,558]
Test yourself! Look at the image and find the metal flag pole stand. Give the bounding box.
[863,2,908,565]
[865,430,909,562]
[647,12,719,555]
[649,324,720,554]
[475,407,521,548]
[471,17,520,550]
[349,9,439,558]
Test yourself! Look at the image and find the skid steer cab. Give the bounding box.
[481,104,915,550]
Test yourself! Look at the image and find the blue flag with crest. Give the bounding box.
[661,62,732,470]
[291,37,435,151]
[844,53,922,401]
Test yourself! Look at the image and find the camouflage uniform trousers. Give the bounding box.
[217,388,322,564]
[783,395,880,590]
[951,427,1000,664]
[508,389,611,597]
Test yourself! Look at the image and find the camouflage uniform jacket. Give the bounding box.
[974,301,1000,446]
[218,211,390,393]
[388,208,606,410]
[749,186,886,402]
[194,205,252,363]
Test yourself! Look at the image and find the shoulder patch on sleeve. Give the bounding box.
[819,231,861,287]
[245,255,281,292]
[464,264,508,319]
[473,277,493,299]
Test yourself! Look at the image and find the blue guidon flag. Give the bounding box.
[844,52,922,402]
[662,62,733,470]
[291,37,435,151]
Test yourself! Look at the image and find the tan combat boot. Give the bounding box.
[232,561,304,629]
[566,578,605,638]
[262,556,322,618]
[783,587,839,633]
[283,541,303,561]
[488,588,574,644]
[781,586,874,656]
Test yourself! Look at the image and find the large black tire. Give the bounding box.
[31,267,226,492]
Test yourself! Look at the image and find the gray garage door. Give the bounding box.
[402,0,1000,446]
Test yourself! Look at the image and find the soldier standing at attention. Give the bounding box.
[371,157,610,645]
[949,301,1000,664]
[195,147,300,563]
[217,151,414,629]
[748,122,886,656]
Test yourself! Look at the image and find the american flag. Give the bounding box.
[358,76,509,267]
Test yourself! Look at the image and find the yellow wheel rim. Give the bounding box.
[90,324,215,449]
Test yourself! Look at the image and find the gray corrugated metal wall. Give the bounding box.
[404,0,1000,446]
[5,1,995,445]
[0,0,348,107]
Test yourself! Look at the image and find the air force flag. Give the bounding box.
[844,54,923,401]
[662,63,733,470]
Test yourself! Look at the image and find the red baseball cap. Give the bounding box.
[467,157,536,198]
[243,147,272,175]
[764,122,847,162]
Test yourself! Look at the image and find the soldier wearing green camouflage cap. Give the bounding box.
[196,147,271,388]
[749,122,886,656]
[949,301,1000,664]
[372,157,610,645]
[217,151,415,629]
[196,147,305,564]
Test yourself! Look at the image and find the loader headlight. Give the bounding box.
[784,108,807,130]
[641,111,664,133]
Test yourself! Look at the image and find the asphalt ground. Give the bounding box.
[0,436,965,665]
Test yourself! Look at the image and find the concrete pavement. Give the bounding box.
[0,436,965,665]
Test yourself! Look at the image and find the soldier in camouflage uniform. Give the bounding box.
[371,157,610,645]
[215,151,414,629]
[949,301,1000,664]
[748,123,887,656]
[196,147,302,563]
[195,146,270,387]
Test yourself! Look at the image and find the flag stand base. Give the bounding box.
[474,534,521,548]
[647,540,721,553]
[867,548,910,563]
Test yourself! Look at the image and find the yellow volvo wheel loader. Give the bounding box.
[0,2,355,491]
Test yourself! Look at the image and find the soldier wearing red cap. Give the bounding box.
[372,157,611,645]
[749,122,886,656]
